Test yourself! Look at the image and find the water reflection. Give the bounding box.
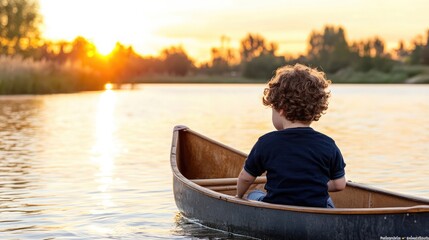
[0,98,44,233]
[91,90,117,209]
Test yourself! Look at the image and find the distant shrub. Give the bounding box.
[404,74,429,83]
[242,54,286,80]
[329,68,408,83]
[391,65,429,78]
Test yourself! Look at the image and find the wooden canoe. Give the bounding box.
[170,125,429,239]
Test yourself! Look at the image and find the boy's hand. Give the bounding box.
[236,169,256,199]
[235,195,249,201]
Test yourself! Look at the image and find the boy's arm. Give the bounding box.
[235,169,256,198]
[328,176,346,192]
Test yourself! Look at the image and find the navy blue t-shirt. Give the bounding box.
[244,127,346,208]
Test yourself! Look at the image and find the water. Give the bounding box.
[0,84,428,239]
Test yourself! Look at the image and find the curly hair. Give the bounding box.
[262,64,331,123]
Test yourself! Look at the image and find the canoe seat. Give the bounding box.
[191,177,267,193]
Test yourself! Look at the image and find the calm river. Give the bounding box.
[0,84,428,239]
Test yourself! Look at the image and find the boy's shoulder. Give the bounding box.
[258,130,281,141]
[253,131,280,148]
[309,129,336,143]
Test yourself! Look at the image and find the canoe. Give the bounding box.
[170,125,429,239]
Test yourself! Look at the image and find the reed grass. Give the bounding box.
[0,56,106,94]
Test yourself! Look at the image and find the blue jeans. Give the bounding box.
[326,197,335,208]
[247,190,336,208]
[247,189,266,201]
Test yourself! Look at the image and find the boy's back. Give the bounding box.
[244,127,345,207]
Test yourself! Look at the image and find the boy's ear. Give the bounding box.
[278,109,285,116]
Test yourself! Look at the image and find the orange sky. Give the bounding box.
[39,0,429,63]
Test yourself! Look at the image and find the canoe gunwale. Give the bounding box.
[170,125,429,215]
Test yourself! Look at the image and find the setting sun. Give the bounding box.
[95,41,116,56]
[104,83,113,91]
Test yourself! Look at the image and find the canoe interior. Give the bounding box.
[176,127,429,208]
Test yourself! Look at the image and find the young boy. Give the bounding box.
[235,64,346,208]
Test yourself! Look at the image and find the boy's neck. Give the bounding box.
[282,120,310,130]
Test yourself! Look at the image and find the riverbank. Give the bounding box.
[129,75,263,84]
[330,65,429,84]
[1,57,428,95]
[127,65,429,84]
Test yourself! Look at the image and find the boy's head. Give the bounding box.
[263,64,331,124]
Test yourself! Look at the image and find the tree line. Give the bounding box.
[1,0,429,90]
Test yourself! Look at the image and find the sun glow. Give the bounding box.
[104,83,113,91]
[95,41,116,56]
[92,91,116,177]
[91,91,117,208]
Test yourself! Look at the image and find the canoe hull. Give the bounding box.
[173,173,429,239]
[171,126,429,239]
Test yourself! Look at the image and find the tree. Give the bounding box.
[69,36,97,64]
[239,33,284,79]
[162,46,193,76]
[240,33,277,63]
[373,37,384,57]
[371,37,394,72]
[307,25,351,73]
[359,40,374,72]
[395,40,409,61]
[409,34,424,65]
[209,35,238,75]
[210,47,230,74]
[422,30,429,65]
[107,42,135,82]
[0,0,42,55]
[243,53,285,79]
[350,37,393,72]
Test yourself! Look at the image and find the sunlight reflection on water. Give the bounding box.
[0,84,428,239]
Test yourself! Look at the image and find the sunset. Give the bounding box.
[1,0,429,239]
[39,0,429,62]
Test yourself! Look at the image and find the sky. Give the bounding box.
[39,0,429,63]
